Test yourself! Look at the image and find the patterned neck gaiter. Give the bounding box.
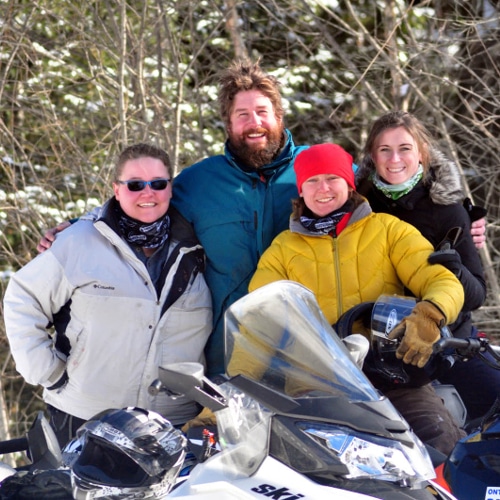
[300,199,354,235]
[118,208,170,249]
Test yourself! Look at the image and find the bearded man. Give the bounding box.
[171,59,307,375]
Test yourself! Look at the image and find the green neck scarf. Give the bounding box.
[371,164,424,200]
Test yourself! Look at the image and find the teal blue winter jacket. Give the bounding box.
[172,130,308,376]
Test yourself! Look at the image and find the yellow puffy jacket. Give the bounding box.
[249,200,464,326]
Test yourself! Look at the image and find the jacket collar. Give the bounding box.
[290,199,372,236]
[425,148,463,205]
[97,198,198,244]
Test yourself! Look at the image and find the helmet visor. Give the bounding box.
[73,436,150,487]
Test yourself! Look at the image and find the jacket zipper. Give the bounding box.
[332,235,343,316]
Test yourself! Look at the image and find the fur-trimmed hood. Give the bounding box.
[356,148,463,205]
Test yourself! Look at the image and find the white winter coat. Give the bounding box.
[3,201,212,424]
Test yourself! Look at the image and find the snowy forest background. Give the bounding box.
[0,0,499,457]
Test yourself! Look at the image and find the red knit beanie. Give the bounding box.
[294,143,356,194]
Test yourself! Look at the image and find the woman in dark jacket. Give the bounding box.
[356,110,498,419]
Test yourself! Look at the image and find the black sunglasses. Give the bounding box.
[117,178,171,192]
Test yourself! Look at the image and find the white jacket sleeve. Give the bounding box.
[3,252,74,387]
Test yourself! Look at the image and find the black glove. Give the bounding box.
[428,248,462,277]
[463,197,487,222]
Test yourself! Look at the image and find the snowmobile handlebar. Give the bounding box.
[433,336,500,370]
[0,437,28,455]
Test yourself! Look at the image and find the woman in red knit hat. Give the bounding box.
[249,142,465,455]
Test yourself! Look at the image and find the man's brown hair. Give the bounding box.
[217,58,284,129]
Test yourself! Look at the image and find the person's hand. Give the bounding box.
[181,406,216,433]
[388,301,444,368]
[36,221,71,253]
[471,217,486,250]
[428,249,462,277]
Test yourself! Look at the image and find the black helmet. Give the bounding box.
[70,407,186,499]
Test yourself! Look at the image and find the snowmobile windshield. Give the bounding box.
[224,281,380,403]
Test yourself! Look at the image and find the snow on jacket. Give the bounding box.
[3,200,212,424]
[171,129,308,376]
[249,199,464,327]
[356,148,486,338]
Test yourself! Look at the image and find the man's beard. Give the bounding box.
[228,125,285,169]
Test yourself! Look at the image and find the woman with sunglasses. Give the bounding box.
[3,143,212,447]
